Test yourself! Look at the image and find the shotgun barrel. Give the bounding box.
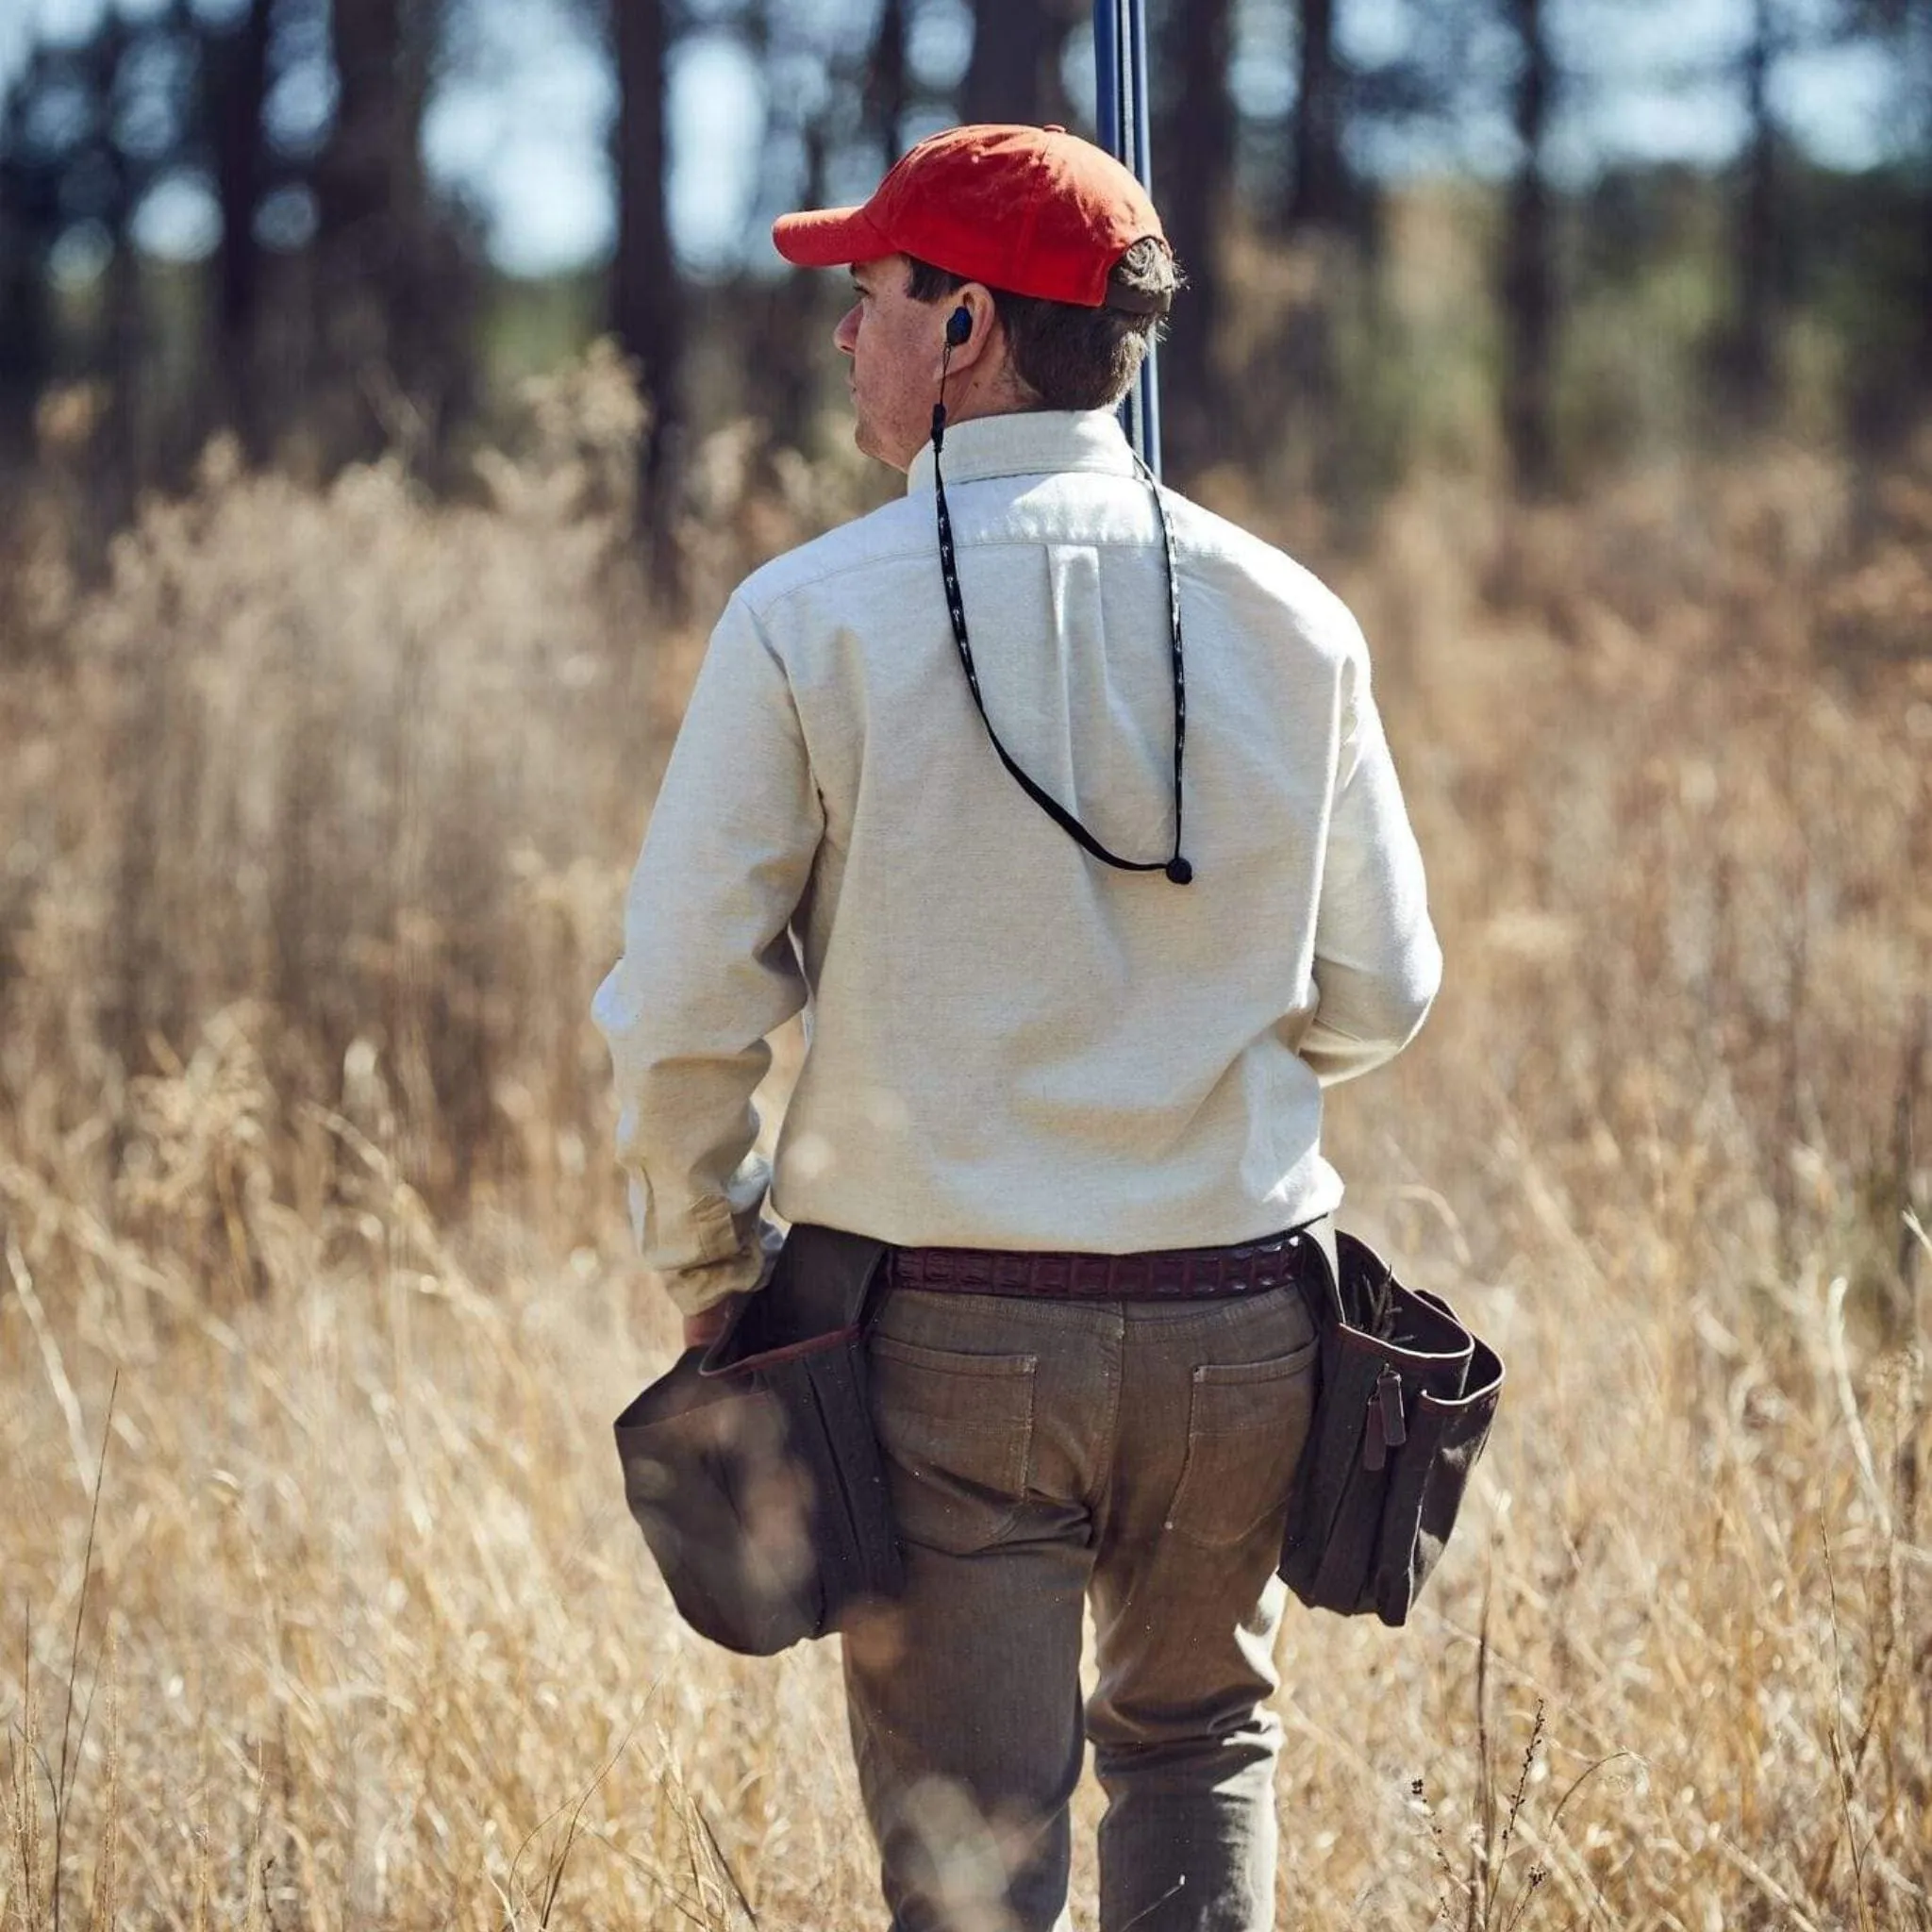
[1093,0,1162,476]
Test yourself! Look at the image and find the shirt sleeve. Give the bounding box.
[591,593,823,1314]
[1300,637,1443,1086]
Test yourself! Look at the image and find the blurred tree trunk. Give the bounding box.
[1290,0,1348,230]
[741,102,827,459]
[92,13,145,520]
[1501,0,1556,492]
[612,0,686,599]
[316,0,405,450]
[1732,0,1781,411]
[208,0,274,452]
[1843,0,1932,391]
[107,218,144,502]
[1922,166,1932,387]
[864,0,909,167]
[1158,0,1234,479]
[0,142,50,461]
[314,0,444,461]
[1919,12,1932,385]
[964,0,1078,124]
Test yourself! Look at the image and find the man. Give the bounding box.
[594,124,1441,1932]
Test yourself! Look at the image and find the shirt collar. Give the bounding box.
[905,408,1138,496]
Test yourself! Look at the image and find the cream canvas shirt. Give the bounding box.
[592,408,1441,1313]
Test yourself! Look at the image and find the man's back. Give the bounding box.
[600,407,1439,1273]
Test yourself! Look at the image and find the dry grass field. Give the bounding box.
[3,364,1929,1929]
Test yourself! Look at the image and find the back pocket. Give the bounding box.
[868,1335,1038,1556]
[1165,1340,1320,1549]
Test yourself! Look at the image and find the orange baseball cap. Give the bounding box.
[772,123,1170,313]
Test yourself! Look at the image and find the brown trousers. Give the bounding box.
[843,1274,1322,1932]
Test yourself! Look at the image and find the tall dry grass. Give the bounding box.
[2,373,1929,1929]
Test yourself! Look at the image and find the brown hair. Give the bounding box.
[905,239,1180,412]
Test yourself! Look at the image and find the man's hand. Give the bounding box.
[682,1295,743,1355]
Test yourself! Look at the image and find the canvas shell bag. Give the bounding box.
[612,1225,904,1656]
[1278,1231,1503,1626]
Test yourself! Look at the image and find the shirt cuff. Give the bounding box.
[657,1218,786,1316]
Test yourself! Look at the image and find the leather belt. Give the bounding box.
[887,1226,1319,1302]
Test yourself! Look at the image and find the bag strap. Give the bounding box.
[1301,1216,1348,1330]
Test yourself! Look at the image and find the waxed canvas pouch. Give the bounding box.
[613,1225,903,1656]
[1278,1232,1503,1626]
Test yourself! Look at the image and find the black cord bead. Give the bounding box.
[1165,858,1193,886]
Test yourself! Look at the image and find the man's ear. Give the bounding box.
[940,283,999,373]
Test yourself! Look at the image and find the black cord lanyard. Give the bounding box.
[930,395,1192,886]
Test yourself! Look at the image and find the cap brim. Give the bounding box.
[771,205,896,269]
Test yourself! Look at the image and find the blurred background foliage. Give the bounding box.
[3,0,1932,587]
[1,0,1929,1242]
